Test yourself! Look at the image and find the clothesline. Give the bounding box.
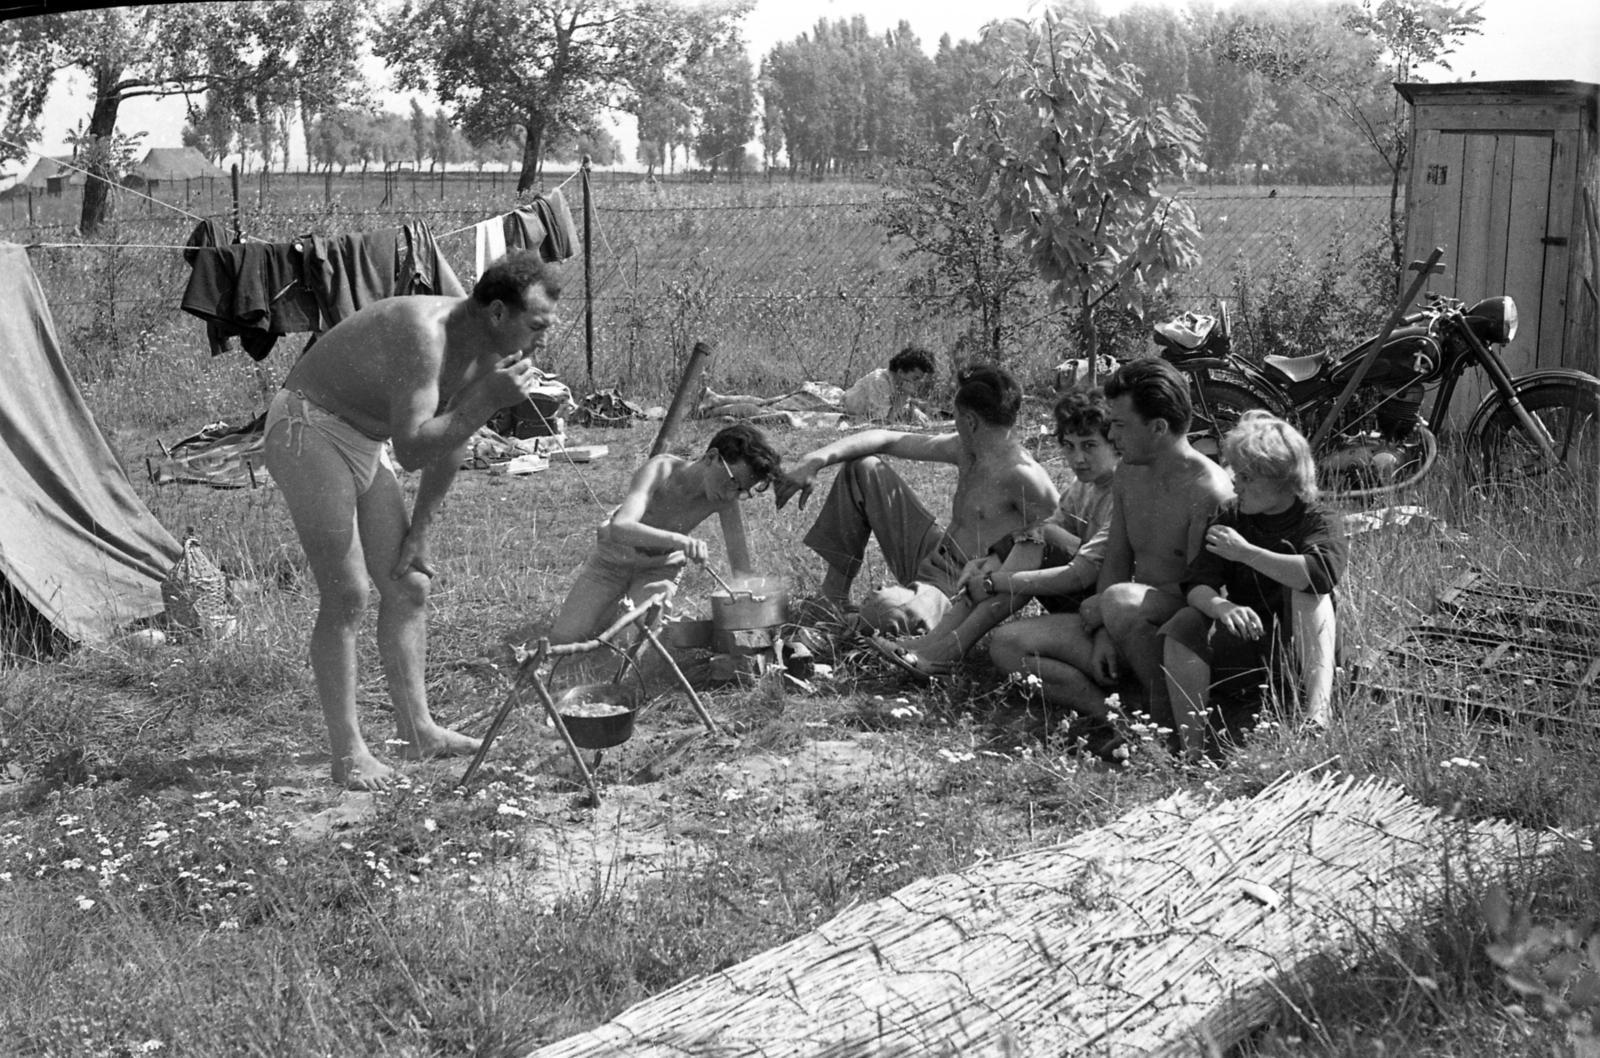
[436,168,580,239]
[26,241,196,251]
[0,136,212,228]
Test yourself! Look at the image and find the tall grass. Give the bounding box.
[2,404,1597,1054]
[2,177,1595,1053]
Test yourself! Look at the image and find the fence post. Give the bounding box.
[230,163,242,242]
[651,341,714,458]
[582,153,595,384]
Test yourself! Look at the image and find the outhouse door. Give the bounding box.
[1406,126,1577,416]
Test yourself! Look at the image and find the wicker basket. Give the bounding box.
[161,537,237,641]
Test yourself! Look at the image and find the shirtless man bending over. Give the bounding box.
[990,358,1232,747]
[264,250,561,790]
[776,364,1058,636]
[549,423,783,644]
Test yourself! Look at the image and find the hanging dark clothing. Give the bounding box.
[303,222,465,329]
[530,189,577,261]
[180,240,320,361]
[503,207,547,256]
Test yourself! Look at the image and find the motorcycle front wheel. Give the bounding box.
[1465,378,1599,507]
[1187,376,1286,461]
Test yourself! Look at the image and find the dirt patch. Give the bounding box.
[234,713,923,913]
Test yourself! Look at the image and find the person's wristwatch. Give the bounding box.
[983,572,997,596]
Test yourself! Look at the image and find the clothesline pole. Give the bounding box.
[230,164,242,243]
[581,154,595,385]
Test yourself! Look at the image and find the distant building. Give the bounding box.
[7,156,87,198]
[123,147,228,191]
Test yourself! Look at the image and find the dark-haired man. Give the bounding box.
[265,249,562,790]
[841,344,937,423]
[993,358,1233,751]
[549,423,784,645]
[699,344,938,426]
[777,363,1058,634]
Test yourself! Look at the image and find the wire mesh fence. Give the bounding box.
[0,173,1389,427]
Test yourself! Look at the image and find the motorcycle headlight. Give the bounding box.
[1466,296,1518,344]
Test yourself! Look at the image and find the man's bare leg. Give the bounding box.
[896,541,1043,664]
[1101,582,1184,724]
[1291,591,1337,729]
[265,428,395,791]
[989,613,1110,717]
[356,467,481,763]
[1162,638,1211,761]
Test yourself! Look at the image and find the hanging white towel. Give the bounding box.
[474,217,507,279]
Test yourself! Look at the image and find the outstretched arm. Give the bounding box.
[774,429,961,509]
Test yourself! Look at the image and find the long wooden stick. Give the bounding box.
[526,662,602,804]
[459,596,661,789]
[1309,247,1443,450]
[1584,188,1600,525]
[640,620,721,736]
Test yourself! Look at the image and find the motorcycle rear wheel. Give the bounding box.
[1187,377,1285,461]
[1465,378,1599,507]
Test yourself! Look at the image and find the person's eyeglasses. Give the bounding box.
[718,452,770,500]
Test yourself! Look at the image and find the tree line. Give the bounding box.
[1,0,1481,236]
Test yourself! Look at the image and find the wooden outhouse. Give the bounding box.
[1397,80,1599,414]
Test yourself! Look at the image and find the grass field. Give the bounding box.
[2,390,1599,1055]
[0,174,1390,438]
[4,172,1596,1056]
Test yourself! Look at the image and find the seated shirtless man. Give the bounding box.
[549,423,783,644]
[775,363,1058,637]
[990,358,1233,753]
[264,250,560,790]
[883,386,1119,678]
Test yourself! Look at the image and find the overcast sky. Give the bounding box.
[18,0,1600,170]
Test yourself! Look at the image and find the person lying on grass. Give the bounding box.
[865,385,1120,679]
[1161,411,1346,762]
[989,357,1233,762]
[548,423,784,644]
[774,363,1058,640]
[699,344,938,425]
[264,250,561,791]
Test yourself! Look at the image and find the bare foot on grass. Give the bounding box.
[334,750,396,791]
[889,630,959,667]
[398,726,483,761]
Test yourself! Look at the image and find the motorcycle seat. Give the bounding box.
[1264,353,1323,383]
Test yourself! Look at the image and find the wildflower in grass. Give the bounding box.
[423,818,437,832]
[938,749,976,763]
[75,895,95,910]
[495,803,527,818]
[889,704,923,720]
[722,788,746,802]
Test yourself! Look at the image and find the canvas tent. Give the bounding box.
[123,147,227,188]
[0,242,180,650]
[10,155,86,196]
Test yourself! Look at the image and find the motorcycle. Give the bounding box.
[1151,263,1600,500]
